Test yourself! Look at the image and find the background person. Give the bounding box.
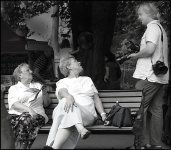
[128,2,169,149]
[44,56,107,149]
[72,32,94,78]
[32,49,56,84]
[8,63,51,149]
[104,52,122,90]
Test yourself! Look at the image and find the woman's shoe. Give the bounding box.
[150,145,162,149]
[80,129,91,139]
[43,145,53,149]
[140,144,151,149]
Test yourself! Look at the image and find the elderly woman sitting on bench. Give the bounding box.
[44,55,107,149]
[8,63,51,149]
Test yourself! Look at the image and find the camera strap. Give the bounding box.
[150,23,164,65]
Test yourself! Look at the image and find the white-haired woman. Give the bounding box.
[44,55,107,149]
[8,63,51,149]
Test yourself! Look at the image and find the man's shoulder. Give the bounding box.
[147,23,161,33]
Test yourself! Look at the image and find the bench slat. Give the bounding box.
[43,97,142,105]
[102,103,141,108]
[39,124,133,134]
[100,97,142,102]
[98,90,142,97]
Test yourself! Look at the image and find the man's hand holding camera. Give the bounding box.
[116,40,140,64]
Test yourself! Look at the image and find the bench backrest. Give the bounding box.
[40,90,143,120]
[3,90,143,121]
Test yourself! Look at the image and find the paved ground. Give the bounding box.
[31,134,170,149]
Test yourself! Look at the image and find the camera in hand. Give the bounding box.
[152,60,168,75]
[116,40,140,64]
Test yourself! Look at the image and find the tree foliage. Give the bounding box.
[1,1,170,89]
[1,1,170,37]
[1,0,71,32]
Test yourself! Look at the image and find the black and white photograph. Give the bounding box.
[1,1,171,149]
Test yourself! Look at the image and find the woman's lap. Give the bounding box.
[52,101,95,128]
[9,112,45,148]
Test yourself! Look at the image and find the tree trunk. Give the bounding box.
[49,5,60,78]
[70,1,117,89]
[70,1,92,50]
[91,1,117,89]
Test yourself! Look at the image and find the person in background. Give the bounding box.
[8,63,51,149]
[128,2,169,149]
[104,52,122,90]
[72,32,94,78]
[44,55,107,149]
[32,49,56,84]
[60,38,72,57]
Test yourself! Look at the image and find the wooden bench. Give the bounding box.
[3,90,142,135]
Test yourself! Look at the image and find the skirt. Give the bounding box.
[9,112,45,148]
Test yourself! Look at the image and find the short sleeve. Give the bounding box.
[87,77,98,94]
[55,79,68,99]
[146,24,160,45]
[8,86,19,109]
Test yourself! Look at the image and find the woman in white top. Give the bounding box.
[8,63,51,149]
[45,55,107,149]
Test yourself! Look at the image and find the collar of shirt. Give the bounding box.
[17,81,31,89]
[17,81,41,90]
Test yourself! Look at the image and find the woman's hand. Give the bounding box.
[104,75,109,83]
[29,108,38,118]
[42,86,52,107]
[101,113,107,122]
[58,88,76,113]
[64,95,76,113]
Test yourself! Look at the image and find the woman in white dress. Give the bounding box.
[44,55,107,149]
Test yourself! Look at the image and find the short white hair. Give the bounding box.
[13,63,29,82]
[136,2,160,20]
[59,55,74,77]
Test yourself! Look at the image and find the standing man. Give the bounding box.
[128,2,169,149]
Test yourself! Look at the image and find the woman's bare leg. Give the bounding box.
[52,128,72,149]
[75,123,85,133]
